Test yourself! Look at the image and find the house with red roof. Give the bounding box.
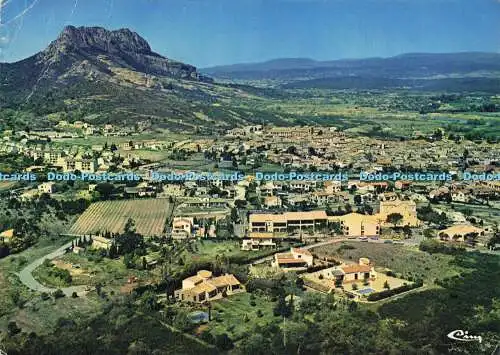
[272,247,314,270]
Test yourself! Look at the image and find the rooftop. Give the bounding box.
[341,264,372,274]
[440,224,484,236]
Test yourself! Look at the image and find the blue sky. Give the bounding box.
[0,0,499,67]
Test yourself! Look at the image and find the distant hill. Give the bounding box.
[0,26,290,131]
[202,52,500,92]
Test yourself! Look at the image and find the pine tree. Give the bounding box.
[109,244,118,258]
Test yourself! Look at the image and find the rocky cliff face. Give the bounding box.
[36,25,202,81]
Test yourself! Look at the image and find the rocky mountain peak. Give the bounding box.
[53,26,153,55]
[38,26,205,81]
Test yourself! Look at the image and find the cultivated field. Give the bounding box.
[69,198,172,236]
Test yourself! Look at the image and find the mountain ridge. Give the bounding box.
[202,52,500,86]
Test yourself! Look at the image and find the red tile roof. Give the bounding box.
[341,264,372,274]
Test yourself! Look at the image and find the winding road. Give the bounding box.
[16,239,89,297]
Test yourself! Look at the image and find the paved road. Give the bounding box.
[16,239,89,297]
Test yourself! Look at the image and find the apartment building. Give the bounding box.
[379,199,420,227]
[249,210,328,234]
[329,213,381,237]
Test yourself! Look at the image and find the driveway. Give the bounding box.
[16,239,89,297]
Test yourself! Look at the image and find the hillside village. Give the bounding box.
[0,122,499,354]
[1,123,498,245]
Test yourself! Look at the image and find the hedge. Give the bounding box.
[367,279,423,301]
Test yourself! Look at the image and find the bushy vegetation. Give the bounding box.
[419,239,466,255]
[2,299,217,355]
[367,280,423,301]
[0,194,88,257]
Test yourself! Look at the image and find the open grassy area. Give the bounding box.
[312,241,465,284]
[208,292,276,341]
[32,261,73,288]
[10,293,103,336]
[182,239,292,265]
[55,252,157,288]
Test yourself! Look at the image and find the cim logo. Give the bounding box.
[447,329,482,344]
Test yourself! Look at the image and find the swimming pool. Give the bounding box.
[357,288,375,295]
[189,311,209,323]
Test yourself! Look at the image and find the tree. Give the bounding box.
[95,283,103,296]
[116,232,144,255]
[273,295,292,318]
[123,253,135,269]
[403,225,412,238]
[173,310,193,332]
[239,333,269,355]
[94,183,115,200]
[7,321,21,336]
[384,280,390,290]
[214,333,234,351]
[53,289,65,299]
[124,218,136,234]
[230,208,239,223]
[423,229,435,239]
[199,330,214,344]
[386,213,404,228]
[108,243,118,258]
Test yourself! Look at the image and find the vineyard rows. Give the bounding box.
[68,198,171,236]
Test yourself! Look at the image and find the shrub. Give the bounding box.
[214,333,234,351]
[7,321,21,336]
[367,280,423,301]
[53,289,65,299]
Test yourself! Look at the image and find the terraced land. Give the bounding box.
[69,198,172,236]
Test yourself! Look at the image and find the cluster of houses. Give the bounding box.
[222,125,498,177]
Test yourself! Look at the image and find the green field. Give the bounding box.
[180,239,292,265]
